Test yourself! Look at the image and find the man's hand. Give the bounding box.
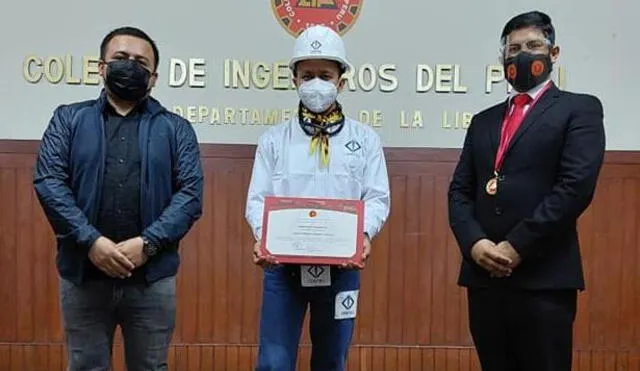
[88,236,135,279]
[495,240,522,268]
[115,237,148,268]
[252,240,279,268]
[341,234,371,270]
[470,239,512,277]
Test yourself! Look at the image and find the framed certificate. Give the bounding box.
[260,196,365,266]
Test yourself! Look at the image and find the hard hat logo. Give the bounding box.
[271,0,364,37]
[309,40,324,56]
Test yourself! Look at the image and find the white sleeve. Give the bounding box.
[362,133,390,239]
[245,134,274,241]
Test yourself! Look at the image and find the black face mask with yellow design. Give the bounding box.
[298,101,345,167]
[503,52,552,92]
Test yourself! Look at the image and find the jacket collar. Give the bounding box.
[489,82,560,153]
[96,89,165,117]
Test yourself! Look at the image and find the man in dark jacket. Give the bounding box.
[448,11,605,371]
[33,26,203,371]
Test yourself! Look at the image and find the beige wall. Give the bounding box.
[0,0,634,148]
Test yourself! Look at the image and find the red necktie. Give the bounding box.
[493,93,532,174]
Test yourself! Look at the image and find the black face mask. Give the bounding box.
[104,59,151,101]
[503,52,552,92]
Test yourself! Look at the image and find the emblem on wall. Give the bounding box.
[271,0,364,37]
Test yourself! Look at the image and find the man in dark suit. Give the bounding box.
[448,11,605,371]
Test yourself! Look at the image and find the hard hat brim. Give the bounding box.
[289,55,351,73]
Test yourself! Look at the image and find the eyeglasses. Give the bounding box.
[503,39,552,57]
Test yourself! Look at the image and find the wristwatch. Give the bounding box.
[142,237,158,257]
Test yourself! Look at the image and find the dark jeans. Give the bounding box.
[467,287,577,371]
[59,276,176,371]
[255,265,360,371]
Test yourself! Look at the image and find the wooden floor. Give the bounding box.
[0,141,639,370]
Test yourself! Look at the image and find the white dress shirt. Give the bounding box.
[507,78,552,114]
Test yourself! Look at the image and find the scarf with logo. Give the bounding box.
[298,101,345,167]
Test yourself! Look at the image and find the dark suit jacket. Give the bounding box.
[447,83,605,290]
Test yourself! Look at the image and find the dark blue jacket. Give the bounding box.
[33,91,204,285]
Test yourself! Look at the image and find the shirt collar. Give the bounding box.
[508,78,552,104]
[103,98,147,117]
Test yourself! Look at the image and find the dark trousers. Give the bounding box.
[467,287,577,371]
[255,265,360,371]
[59,276,176,371]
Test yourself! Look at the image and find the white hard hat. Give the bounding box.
[289,25,351,74]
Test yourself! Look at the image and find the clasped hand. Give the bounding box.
[470,239,521,278]
[88,236,148,279]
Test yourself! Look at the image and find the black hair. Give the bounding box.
[501,11,555,45]
[100,26,160,70]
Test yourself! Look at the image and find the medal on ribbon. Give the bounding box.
[485,174,498,196]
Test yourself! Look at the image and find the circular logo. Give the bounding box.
[309,210,317,217]
[506,64,517,80]
[531,60,545,77]
[271,0,364,37]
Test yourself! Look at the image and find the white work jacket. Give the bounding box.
[245,116,391,241]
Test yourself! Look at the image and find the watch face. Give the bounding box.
[144,243,157,256]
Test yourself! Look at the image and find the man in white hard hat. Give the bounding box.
[245,25,391,371]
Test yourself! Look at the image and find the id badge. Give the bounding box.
[335,290,359,319]
[300,265,331,287]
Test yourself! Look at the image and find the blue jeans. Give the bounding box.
[255,265,360,371]
[59,276,176,371]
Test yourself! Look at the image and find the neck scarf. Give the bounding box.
[298,101,345,167]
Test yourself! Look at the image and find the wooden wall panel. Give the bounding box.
[0,345,638,371]
[0,140,639,370]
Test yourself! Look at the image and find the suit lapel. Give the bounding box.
[505,84,560,153]
[489,102,508,153]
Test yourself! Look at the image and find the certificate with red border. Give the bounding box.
[260,196,365,266]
